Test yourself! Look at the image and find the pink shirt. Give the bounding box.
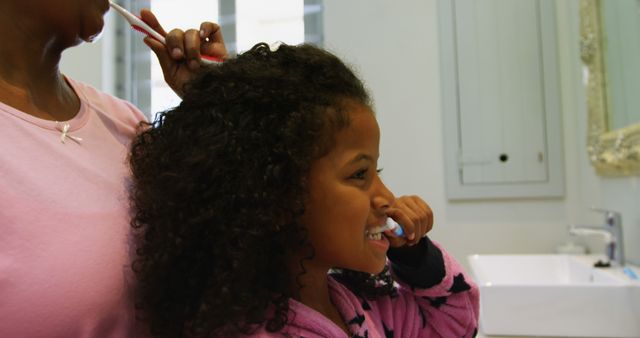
[247,241,480,338]
[0,78,148,337]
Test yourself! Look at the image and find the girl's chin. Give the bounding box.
[361,261,387,275]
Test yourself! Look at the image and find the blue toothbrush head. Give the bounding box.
[386,219,404,237]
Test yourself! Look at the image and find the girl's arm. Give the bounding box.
[377,237,480,338]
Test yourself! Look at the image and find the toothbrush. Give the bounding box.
[108,1,223,65]
[380,219,405,237]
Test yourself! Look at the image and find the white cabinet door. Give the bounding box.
[439,0,564,199]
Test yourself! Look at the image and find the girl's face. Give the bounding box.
[300,102,395,275]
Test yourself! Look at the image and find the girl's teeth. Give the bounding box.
[366,233,382,240]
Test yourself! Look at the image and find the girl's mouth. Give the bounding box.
[365,223,388,240]
[365,229,390,252]
[365,219,403,240]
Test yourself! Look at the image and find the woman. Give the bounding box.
[0,1,226,336]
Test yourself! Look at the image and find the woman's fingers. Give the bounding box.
[139,10,226,64]
[139,9,168,37]
[143,37,172,78]
[183,29,202,70]
[139,9,174,74]
[200,22,228,59]
[137,10,228,96]
[165,28,186,60]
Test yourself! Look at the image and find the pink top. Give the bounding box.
[0,78,148,337]
[247,241,480,338]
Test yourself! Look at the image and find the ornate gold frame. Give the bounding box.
[580,0,640,176]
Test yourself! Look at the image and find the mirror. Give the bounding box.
[581,0,640,176]
[600,1,640,129]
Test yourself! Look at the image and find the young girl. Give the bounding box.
[129,43,479,338]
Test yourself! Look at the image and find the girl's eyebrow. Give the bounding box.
[347,153,374,164]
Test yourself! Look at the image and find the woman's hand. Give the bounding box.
[385,195,433,248]
[140,9,228,97]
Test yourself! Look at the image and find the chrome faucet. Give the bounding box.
[569,208,624,266]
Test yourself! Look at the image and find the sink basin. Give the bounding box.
[468,254,640,337]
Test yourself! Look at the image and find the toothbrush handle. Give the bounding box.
[200,55,224,64]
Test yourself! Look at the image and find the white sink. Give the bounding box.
[468,254,640,337]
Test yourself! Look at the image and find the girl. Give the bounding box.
[129,43,479,338]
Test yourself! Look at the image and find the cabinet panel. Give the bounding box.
[439,0,564,199]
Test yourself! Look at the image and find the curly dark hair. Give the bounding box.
[129,43,394,338]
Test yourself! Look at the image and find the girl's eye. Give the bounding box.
[349,168,382,180]
[376,168,384,175]
[350,168,368,180]
[350,168,382,180]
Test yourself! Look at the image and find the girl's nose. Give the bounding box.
[371,175,395,211]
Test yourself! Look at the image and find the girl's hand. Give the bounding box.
[140,9,228,98]
[385,195,433,247]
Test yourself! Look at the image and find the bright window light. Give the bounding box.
[236,0,305,53]
[149,0,305,118]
